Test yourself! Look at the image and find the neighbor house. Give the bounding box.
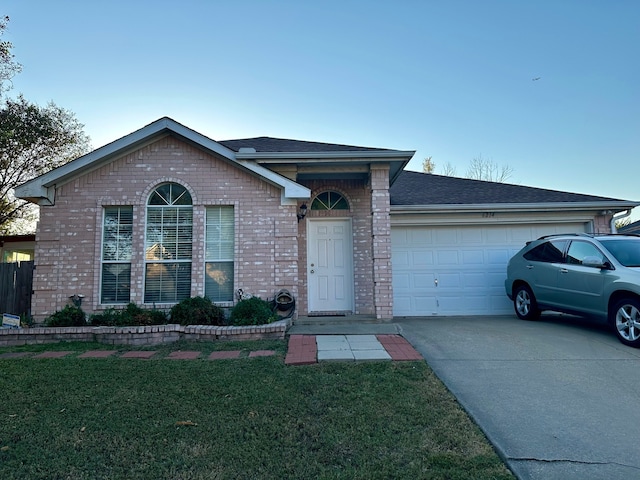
[14,117,639,321]
[618,219,640,235]
[0,234,35,263]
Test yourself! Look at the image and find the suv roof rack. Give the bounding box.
[537,232,593,240]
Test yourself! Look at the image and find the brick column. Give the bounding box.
[370,165,393,320]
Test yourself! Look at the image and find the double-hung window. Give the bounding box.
[144,183,193,303]
[205,206,234,302]
[101,207,133,303]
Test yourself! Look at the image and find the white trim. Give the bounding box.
[234,160,310,199]
[306,217,355,313]
[391,201,640,215]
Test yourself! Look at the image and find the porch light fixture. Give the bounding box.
[297,203,308,222]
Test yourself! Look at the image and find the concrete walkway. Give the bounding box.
[285,334,422,365]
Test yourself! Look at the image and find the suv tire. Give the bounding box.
[513,284,541,320]
[612,298,640,347]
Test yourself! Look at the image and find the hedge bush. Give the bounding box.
[170,296,226,325]
[44,305,86,327]
[90,303,167,326]
[229,297,277,326]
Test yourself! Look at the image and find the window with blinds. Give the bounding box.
[144,183,193,303]
[205,206,234,302]
[101,206,133,304]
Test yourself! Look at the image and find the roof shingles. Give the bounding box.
[219,137,391,153]
[390,171,628,206]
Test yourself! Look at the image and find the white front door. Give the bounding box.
[307,219,354,313]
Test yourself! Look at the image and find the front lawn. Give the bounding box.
[0,341,513,479]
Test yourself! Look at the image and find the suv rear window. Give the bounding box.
[523,240,567,263]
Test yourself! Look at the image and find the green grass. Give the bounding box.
[0,341,513,479]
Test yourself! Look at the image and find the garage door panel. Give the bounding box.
[486,229,509,242]
[412,251,433,265]
[435,229,457,244]
[491,295,514,313]
[392,222,587,316]
[393,272,410,288]
[463,272,486,287]
[439,294,489,314]
[462,250,484,264]
[488,250,510,264]
[393,250,410,266]
[413,273,436,289]
[438,272,461,287]
[436,250,459,265]
[462,229,483,242]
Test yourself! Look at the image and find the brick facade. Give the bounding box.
[32,137,301,320]
[31,136,391,322]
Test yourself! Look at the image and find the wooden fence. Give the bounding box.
[0,261,34,318]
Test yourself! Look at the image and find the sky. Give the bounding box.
[3,0,639,220]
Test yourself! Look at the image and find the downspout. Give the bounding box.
[611,210,632,233]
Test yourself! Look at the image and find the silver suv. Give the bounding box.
[505,233,640,347]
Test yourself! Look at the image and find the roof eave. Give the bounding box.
[391,201,640,214]
[235,150,415,161]
[234,160,310,199]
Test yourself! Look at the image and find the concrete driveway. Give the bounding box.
[396,314,640,480]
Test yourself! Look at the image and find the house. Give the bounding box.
[618,219,640,235]
[0,234,35,263]
[14,117,639,321]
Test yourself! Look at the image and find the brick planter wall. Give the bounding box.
[0,319,290,347]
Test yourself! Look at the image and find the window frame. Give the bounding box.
[204,206,235,303]
[143,183,193,304]
[100,206,133,304]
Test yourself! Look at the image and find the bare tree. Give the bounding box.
[465,155,513,182]
[0,16,22,95]
[440,161,457,177]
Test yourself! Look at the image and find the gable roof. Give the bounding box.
[390,170,639,212]
[15,117,414,205]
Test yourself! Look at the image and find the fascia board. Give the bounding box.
[235,150,416,161]
[391,201,640,214]
[234,159,310,199]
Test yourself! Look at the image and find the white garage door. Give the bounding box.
[391,223,588,316]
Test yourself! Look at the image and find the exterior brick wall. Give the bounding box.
[0,319,289,347]
[32,137,300,320]
[369,165,393,320]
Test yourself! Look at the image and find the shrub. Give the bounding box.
[170,296,226,326]
[229,297,277,326]
[123,303,167,326]
[90,303,167,326]
[45,305,86,327]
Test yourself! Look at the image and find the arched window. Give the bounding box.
[144,183,193,303]
[311,191,349,211]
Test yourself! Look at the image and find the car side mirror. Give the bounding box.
[582,256,612,269]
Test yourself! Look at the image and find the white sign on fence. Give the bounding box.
[2,313,20,329]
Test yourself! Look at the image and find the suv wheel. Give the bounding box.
[513,284,541,320]
[612,298,640,347]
